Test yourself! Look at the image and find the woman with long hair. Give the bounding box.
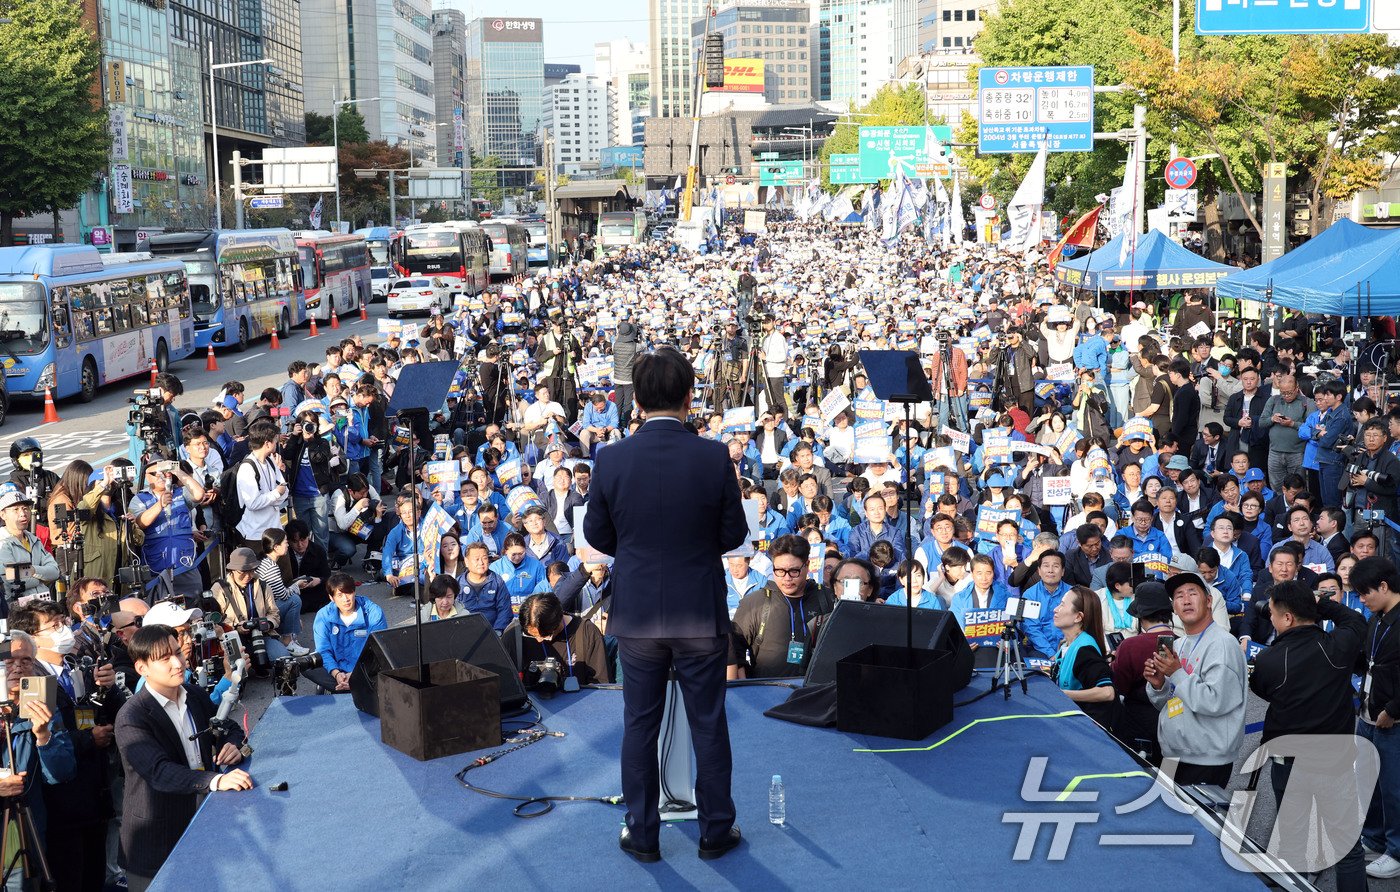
[1051,585,1117,729]
[47,460,121,583]
[438,533,466,580]
[259,529,310,655]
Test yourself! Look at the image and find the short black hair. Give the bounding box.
[1271,580,1319,623]
[632,347,694,413]
[129,624,181,664]
[1076,525,1103,545]
[427,574,460,601]
[770,534,811,564]
[1352,557,1400,598]
[520,592,564,635]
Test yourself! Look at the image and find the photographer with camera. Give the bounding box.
[0,486,60,598]
[8,438,60,533]
[502,592,611,688]
[47,460,123,585]
[180,428,224,580]
[233,421,289,552]
[209,548,292,675]
[115,623,250,892]
[129,455,207,600]
[280,405,341,553]
[307,572,386,693]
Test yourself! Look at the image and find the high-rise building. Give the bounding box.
[690,2,812,106]
[545,64,582,89]
[595,38,651,147]
[433,10,467,169]
[649,0,708,117]
[916,0,994,54]
[298,0,438,156]
[543,74,613,176]
[814,0,917,106]
[464,16,545,186]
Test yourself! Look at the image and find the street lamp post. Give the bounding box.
[208,44,271,228]
[333,93,381,229]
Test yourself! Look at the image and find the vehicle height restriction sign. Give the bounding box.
[978,66,1094,155]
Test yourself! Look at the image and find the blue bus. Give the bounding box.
[0,245,194,402]
[146,229,301,351]
[355,226,404,300]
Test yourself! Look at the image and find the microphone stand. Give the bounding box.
[397,407,431,684]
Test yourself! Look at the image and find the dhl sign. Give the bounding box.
[707,57,765,94]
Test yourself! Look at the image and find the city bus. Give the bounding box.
[479,219,529,280]
[598,210,648,254]
[147,229,300,351]
[356,226,404,301]
[518,217,549,267]
[0,244,194,403]
[399,223,489,297]
[296,231,371,321]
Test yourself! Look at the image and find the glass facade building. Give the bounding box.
[464,17,544,186]
[649,0,707,117]
[689,2,812,106]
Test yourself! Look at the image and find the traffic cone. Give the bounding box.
[308,316,319,338]
[41,387,59,423]
[205,343,219,371]
[148,357,157,387]
[330,311,340,330]
[269,330,281,350]
[360,301,368,321]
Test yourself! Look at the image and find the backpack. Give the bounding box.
[217,457,258,533]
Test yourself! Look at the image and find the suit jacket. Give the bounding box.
[1189,438,1226,476]
[538,488,586,534]
[1323,532,1351,563]
[584,417,749,638]
[290,540,333,613]
[1154,513,1202,559]
[1222,385,1273,456]
[1170,383,1201,447]
[115,685,245,877]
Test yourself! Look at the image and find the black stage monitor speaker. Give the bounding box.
[804,600,973,691]
[350,614,528,717]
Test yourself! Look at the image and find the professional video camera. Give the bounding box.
[272,652,323,697]
[128,387,173,460]
[935,328,955,348]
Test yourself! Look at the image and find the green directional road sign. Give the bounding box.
[857,125,953,182]
[759,160,805,187]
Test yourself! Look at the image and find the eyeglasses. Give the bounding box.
[772,566,806,578]
[113,618,143,632]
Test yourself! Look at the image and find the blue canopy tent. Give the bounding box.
[1053,229,1236,291]
[1215,221,1400,316]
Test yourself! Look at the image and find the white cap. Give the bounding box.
[145,600,203,628]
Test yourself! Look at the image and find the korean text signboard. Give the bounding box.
[978,66,1094,154]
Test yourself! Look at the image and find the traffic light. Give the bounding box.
[704,33,725,89]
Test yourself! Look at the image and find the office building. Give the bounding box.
[545,64,582,89]
[689,2,812,106]
[596,38,651,147]
[298,0,438,155]
[543,74,613,177]
[916,0,994,53]
[464,16,544,187]
[896,50,976,127]
[814,0,917,106]
[433,9,467,168]
[649,0,708,117]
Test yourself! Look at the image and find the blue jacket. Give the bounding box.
[581,400,619,431]
[463,522,510,559]
[884,587,940,609]
[1020,579,1071,656]
[760,508,792,543]
[1072,334,1109,383]
[1212,562,1244,613]
[948,582,1012,622]
[458,571,514,631]
[313,596,388,674]
[526,530,570,567]
[0,716,73,838]
[821,514,853,552]
[1298,405,1353,469]
[382,522,438,584]
[848,520,907,563]
[490,553,552,612]
[726,569,768,613]
[1126,525,1174,560]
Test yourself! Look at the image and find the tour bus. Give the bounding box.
[296,231,371,321]
[147,229,301,351]
[356,226,404,300]
[0,244,194,403]
[598,210,648,253]
[479,219,529,280]
[399,222,490,297]
[519,217,549,267]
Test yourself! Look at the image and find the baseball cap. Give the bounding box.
[1242,468,1265,484]
[1166,553,1199,574]
[1132,301,1148,309]
[1165,570,1208,599]
[0,488,32,512]
[146,600,203,628]
[1128,581,1170,619]
[227,547,260,572]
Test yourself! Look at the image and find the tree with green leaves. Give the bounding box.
[817,83,931,191]
[0,0,110,244]
[470,153,505,205]
[304,105,370,147]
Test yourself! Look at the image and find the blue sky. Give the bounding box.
[441,1,650,72]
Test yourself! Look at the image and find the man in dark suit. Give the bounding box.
[584,348,749,864]
[288,518,333,613]
[1317,507,1351,564]
[1189,422,1227,481]
[1222,367,1272,470]
[115,625,252,891]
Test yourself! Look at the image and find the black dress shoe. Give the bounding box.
[619,827,661,863]
[698,826,742,860]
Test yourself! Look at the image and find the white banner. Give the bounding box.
[111,164,134,214]
[109,107,128,162]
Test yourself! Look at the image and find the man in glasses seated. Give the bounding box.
[728,535,835,680]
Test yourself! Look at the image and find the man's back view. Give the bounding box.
[585,347,749,863]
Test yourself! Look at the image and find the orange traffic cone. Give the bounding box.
[42,386,59,423]
[269,330,281,350]
[205,344,219,371]
[308,316,319,338]
[360,302,368,321]
[148,357,157,387]
[330,311,340,330]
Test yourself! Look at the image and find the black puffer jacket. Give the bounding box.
[613,321,640,384]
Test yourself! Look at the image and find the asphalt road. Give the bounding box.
[5,302,1389,889]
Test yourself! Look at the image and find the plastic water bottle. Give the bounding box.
[769,774,785,826]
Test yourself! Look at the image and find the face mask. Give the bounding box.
[45,624,76,656]
[17,454,33,471]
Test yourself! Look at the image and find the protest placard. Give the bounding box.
[1046,362,1074,382]
[982,436,1013,465]
[963,609,1006,646]
[1042,476,1073,506]
[496,457,522,487]
[425,460,460,498]
[722,406,756,433]
[852,398,885,423]
[975,506,1022,541]
[941,426,972,454]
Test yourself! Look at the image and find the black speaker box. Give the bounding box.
[803,600,973,691]
[350,614,528,717]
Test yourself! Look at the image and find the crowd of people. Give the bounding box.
[0,212,1396,886]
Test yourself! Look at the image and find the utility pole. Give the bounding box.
[544,135,559,266]
[233,150,244,229]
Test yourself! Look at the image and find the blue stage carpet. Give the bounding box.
[153,678,1262,891]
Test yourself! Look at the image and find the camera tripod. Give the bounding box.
[0,700,52,889]
[991,618,1029,701]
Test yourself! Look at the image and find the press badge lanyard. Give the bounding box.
[786,599,808,664]
[539,633,573,677]
[1365,622,1393,702]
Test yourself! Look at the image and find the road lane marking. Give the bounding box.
[233,352,267,364]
